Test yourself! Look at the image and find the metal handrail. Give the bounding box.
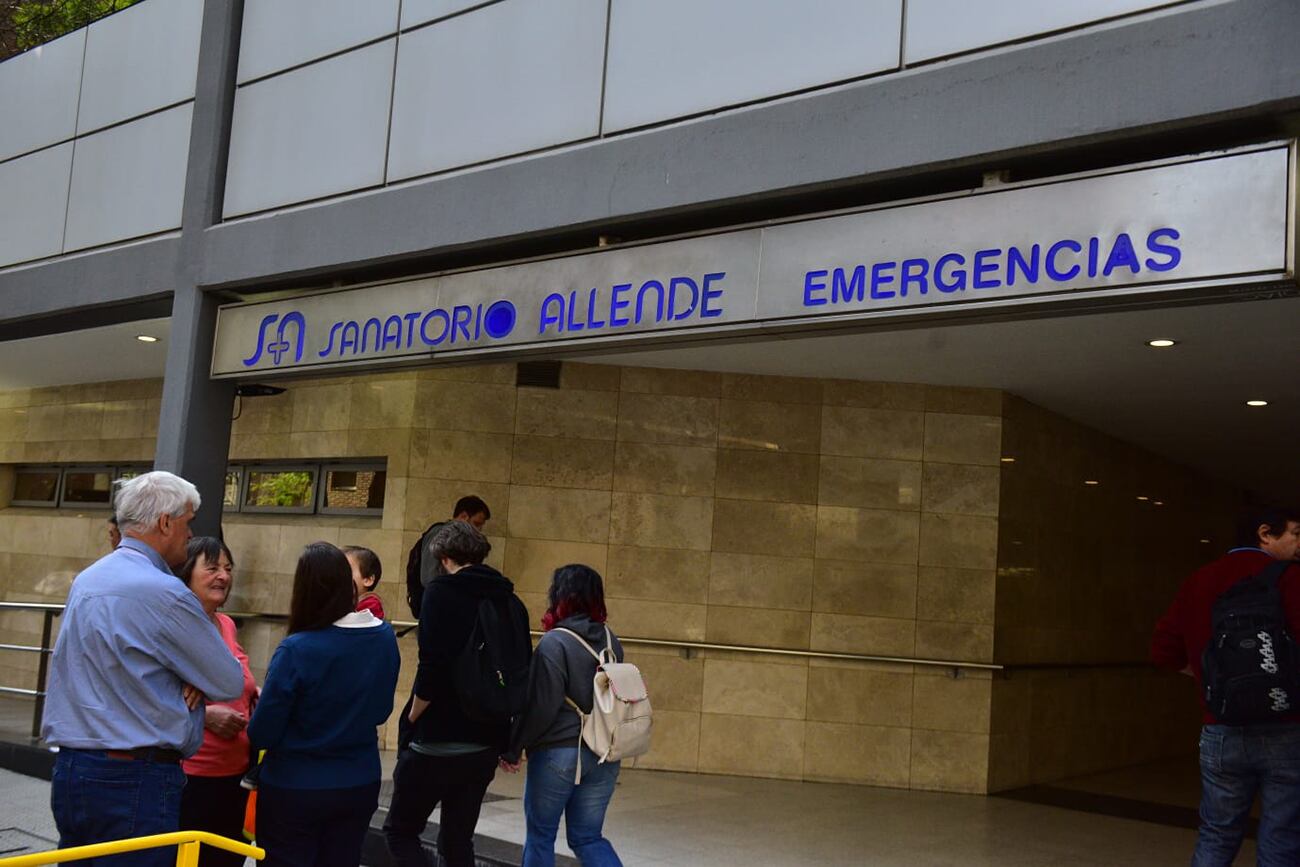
[0,642,53,654]
[385,618,1006,671]
[0,603,1153,686]
[0,830,264,867]
[0,601,61,737]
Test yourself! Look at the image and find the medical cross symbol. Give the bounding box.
[266,338,293,365]
[242,311,307,368]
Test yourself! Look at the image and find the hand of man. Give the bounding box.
[408,695,430,724]
[182,684,205,710]
[498,757,521,773]
[205,705,249,740]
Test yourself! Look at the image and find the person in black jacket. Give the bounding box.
[403,495,491,618]
[384,520,530,867]
[506,564,625,867]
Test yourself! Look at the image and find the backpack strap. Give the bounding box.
[476,598,505,684]
[553,627,602,662]
[554,626,612,785]
[600,625,616,665]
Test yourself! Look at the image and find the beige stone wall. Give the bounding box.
[0,379,162,692]
[0,364,1242,793]
[987,396,1239,790]
[0,363,1006,791]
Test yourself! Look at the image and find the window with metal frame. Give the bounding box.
[223,469,241,511]
[11,468,60,507]
[241,465,319,514]
[60,467,116,507]
[318,464,387,516]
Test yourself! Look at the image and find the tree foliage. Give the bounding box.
[247,471,315,509]
[1,0,141,61]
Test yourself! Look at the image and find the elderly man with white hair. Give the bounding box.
[43,471,244,866]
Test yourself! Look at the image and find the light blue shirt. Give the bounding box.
[41,537,243,756]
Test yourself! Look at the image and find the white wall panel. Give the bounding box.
[0,143,73,267]
[400,0,500,31]
[77,0,203,134]
[905,0,1180,63]
[0,31,84,162]
[224,41,395,217]
[238,0,400,83]
[64,104,191,252]
[388,0,605,181]
[604,0,902,133]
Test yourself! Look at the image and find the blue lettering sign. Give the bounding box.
[539,293,565,334]
[803,270,829,306]
[636,280,665,324]
[1102,232,1141,276]
[1145,227,1181,272]
[899,259,929,297]
[421,309,450,346]
[972,248,1001,290]
[1046,239,1082,282]
[1006,244,1040,286]
[832,266,865,303]
[935,253,966,292]
[700,273,725,318]
[669,277,699,321]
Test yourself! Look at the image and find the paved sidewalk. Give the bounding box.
[0,768,58,857]
[2,760,1255,866]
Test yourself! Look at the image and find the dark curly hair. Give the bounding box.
[541,564,608,632]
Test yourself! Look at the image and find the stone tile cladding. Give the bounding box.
[0,368,1237,792]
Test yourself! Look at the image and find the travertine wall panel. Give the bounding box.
[1,362,1236,792]
[987,396,1240,789]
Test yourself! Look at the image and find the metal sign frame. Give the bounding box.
[213,140,1297,379]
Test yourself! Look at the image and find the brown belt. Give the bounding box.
[101,747,184,764]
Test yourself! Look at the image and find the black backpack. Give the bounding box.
[1202,560,1300,724]
[453,596,532,724]
[405,520,446,619]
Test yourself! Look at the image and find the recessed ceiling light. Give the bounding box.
[1245,399,1269,407]
[1146,339,1178,348]
[1200,538,1211,544]
[1153,500,1165,506]
[1000,457,1016,463]
[1084,480,1100,486]
[135,335,159,343]
[1136,496,1149,501]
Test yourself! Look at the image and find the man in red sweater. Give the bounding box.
[1152,506,1300,867]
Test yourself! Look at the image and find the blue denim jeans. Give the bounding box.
[522,746,621,867]
[1193,723,1300,867]
[51,749,186,867]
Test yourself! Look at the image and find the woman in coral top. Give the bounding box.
[177,537,258,867]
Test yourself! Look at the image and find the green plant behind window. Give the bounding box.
[246,471,314,509]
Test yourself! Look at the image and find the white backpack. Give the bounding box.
[554,626,653,782]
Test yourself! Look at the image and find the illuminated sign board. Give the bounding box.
[213,144,1294,378]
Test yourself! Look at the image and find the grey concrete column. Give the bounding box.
[154,0,244,536]
[155,289,235,537]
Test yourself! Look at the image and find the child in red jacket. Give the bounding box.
[344,546,386,620]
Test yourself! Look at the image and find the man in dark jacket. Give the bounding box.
[404,495,491,618]
[1152,505,1300,866]
[385,520,530,867]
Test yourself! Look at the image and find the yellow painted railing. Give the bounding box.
[0,831,264,867]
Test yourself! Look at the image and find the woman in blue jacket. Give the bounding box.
[249,542,400,867]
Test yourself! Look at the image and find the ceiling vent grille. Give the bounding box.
[516,360,562,388]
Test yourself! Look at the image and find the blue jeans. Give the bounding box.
[1194,723,1300,867]
[523,747,621,867]
[51,749,186,867]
